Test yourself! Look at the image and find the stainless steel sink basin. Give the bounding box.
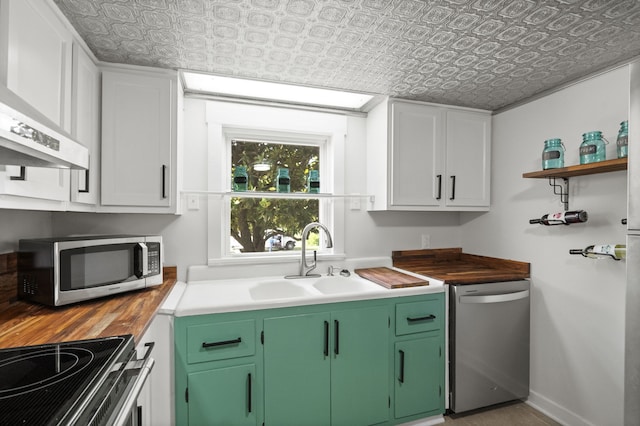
[312,276,377,295]
[249,280,311,300]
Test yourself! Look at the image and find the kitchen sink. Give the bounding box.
[312,276,377,295]
[249,279,311,300]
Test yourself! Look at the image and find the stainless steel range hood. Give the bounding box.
[0,86,88,169]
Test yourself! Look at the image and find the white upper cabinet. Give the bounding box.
[100,66,181,213]
[367,98,491,211]
[69,43,100,208]
[0,0,72,132]
[0,0,73,209]
[0,165,70,204]
[445,109,491,208]
[389,102,444,208]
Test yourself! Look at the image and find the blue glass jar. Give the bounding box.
[307,170,320,193]
[277,167,290,193]
[617,120,628,159]
[542,138,564,169]
[233,165,248,191]
[579,131,606,164]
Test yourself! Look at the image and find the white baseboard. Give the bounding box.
[526,390,595,426]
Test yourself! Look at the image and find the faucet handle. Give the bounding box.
[327,265,335,276]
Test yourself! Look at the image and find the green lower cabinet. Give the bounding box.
[263,305,389,426]
[394,335,444,419]
[188,364,256,426]
[263,312,331,426]
[175,294,445,426]
[330,306,389,426]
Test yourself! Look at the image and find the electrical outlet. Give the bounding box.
[421,234,431,249]
[187,194,200,210]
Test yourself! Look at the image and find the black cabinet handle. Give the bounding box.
[407,314,436,323]
[247,373,252,413]
[79,168,90,193]
[324,321,329,356]
[450,175,456,200]
[9,166,26,181]
[399,350,405,383]
[161,165,168,199]
[202,337,242,348]
[334,320,340,356]
[436,174,442,200]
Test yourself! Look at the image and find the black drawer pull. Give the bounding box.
[334,320,340,356]
[202,337,242,348]
[407,314,436,323]
[247,373,252,413]
[324,321,329,356]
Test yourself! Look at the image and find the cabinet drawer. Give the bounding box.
[187,320,256,364]
[396,299,443,336]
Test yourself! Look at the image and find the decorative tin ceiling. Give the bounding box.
[53,0,640,111]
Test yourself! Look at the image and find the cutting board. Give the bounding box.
[354,267,429,289]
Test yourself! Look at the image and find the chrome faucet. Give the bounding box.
[286,222,333,278]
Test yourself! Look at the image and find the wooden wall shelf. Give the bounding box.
[523,158,627,179]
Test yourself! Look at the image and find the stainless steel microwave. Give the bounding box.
[18,235,162,306]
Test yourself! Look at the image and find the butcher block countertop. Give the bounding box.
[393,248,530,285]
[0,265,177,349]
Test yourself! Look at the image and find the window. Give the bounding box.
[182,71,375,111]
[230,139,321,254]
[205,100,346,264]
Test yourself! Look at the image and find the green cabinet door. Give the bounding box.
[263,312,331,426]
[394,335,444,419]
[331,305,389,426]
[188,364,256,426]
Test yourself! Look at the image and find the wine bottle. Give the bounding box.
[529,210,588,225]
[569,244,626,260]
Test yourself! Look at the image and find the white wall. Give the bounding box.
[0,209,52,252]
[461,66,629,426]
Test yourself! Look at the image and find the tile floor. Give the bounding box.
[444,401,562,425]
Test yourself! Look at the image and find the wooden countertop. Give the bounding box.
[392,248,530,285]
[0,266,177,349]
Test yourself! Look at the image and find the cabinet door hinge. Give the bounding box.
[388,396,391,408]
[261,330,264,345]
[185,387,189,403]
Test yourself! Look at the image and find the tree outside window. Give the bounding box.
[230,140,321,253]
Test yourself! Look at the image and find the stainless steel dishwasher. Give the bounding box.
[449,280,530,413]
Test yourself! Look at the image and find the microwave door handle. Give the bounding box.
[134,243,149,278]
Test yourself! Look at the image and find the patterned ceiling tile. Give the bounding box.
[53,0,640,110]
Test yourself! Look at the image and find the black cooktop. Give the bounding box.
[0,335,133,426]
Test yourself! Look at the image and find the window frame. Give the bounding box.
[205,100,346,265]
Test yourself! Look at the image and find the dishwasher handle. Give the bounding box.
[459,289,529,304]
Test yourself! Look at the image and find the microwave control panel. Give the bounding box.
[147,242,161,275]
